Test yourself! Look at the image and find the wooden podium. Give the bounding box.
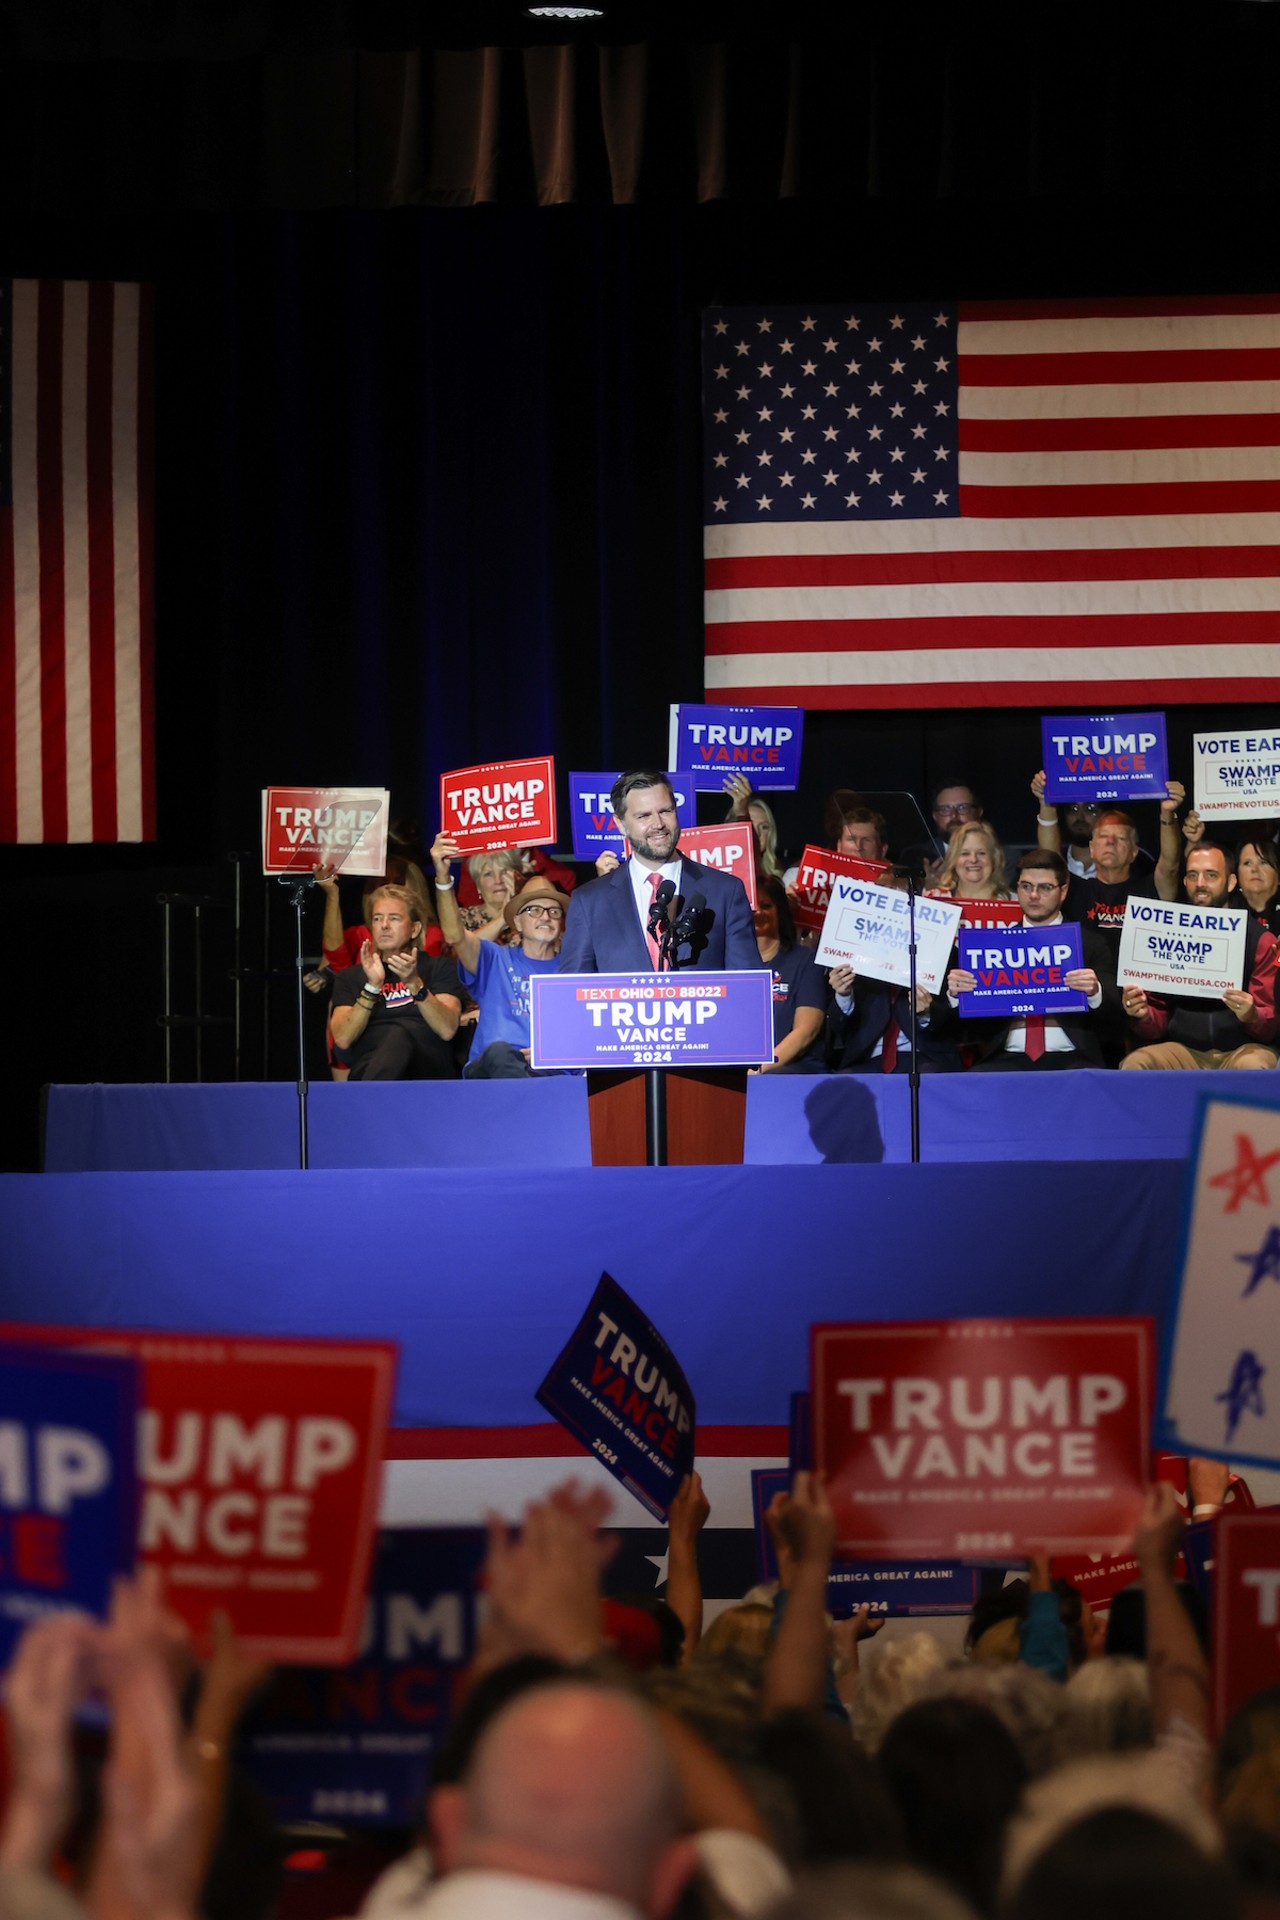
[586,1066,748,1166]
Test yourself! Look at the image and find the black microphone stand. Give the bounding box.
[905,872,921,1165]
[277,871,314,1171]
[644,904,682,1168]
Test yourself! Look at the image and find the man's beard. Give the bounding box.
[628,828,680,863]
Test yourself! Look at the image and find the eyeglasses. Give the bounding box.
[518,903,564,919]
[1018,880,1065,895]
[936,803,977,819]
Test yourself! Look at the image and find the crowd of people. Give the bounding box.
[2,1465,1273,1920]
[305,769,1280,1078]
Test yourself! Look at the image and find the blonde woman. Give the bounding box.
[930,820,1011,901]
[724,772,784,879]
[462,846,530,945]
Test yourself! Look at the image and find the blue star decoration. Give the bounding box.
[1235,1224,1280,1297]
[1215,1349,1266,1445]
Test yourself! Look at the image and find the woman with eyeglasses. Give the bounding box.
[431,834,569,1078]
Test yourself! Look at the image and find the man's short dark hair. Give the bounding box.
[1186,840,1237,877]
[931,781,981,809]
[1017,847,1069,886]
[610,770,675,816]
[840,805,888,837]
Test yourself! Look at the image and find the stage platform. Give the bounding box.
[40,1070,1280,1171]
[2,1160,1182,1430]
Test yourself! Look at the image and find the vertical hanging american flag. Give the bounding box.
[703,295,1280,710]
[0,278,155,843]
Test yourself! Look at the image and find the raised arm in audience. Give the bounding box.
[430,832,481,972]
[762,1471,839,1717]
[1132,1480,1210,1749]
[0,1611,98,1878]
[1155,781,1187,899]
[477,1479,615,1675]
[1031,770,1061,853]
[88,1569,202,1920]
[665,1470,710,1660]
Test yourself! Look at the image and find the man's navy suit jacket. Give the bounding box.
[558,855,764,974]
[828,979,962,1072]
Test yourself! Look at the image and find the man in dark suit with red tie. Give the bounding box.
[826,968,961,1074]
[558,770,764,975]
[940,848,1120,1068]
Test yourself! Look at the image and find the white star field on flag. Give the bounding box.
[705,303,959,523]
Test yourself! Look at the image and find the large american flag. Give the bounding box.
[0,278,155,843]
[703,295,1280,709]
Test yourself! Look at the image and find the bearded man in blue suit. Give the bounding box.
[559,770,765,974]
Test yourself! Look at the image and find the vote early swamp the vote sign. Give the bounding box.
[1117,896,1249,1001]
[815,876,961,993]
[1193,729,1280,821]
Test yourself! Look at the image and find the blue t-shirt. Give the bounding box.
[459,941,561,1056]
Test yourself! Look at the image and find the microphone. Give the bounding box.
[673,892,706,944]
[647,877,677,940]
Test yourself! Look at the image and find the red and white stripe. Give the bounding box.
[0,278,154,844]
[379,1422,787,1529]
[705,295,1280,710]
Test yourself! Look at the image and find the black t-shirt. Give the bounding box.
[1063,872,1159,949]
[769,942,828,1061]
[332,952,463,1067]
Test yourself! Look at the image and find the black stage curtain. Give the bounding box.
[3,5,1280,213]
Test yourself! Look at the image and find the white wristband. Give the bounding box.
[436,876,455,890]
[1037,814,1057,826]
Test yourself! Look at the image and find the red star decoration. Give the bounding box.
[1208,1132,1280,1214]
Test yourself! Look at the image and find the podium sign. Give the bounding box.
[530,970,773,1070]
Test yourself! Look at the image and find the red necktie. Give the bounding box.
[1023,1014,1046,1062]
[880,988,900,1073]
[645,871,665,971]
